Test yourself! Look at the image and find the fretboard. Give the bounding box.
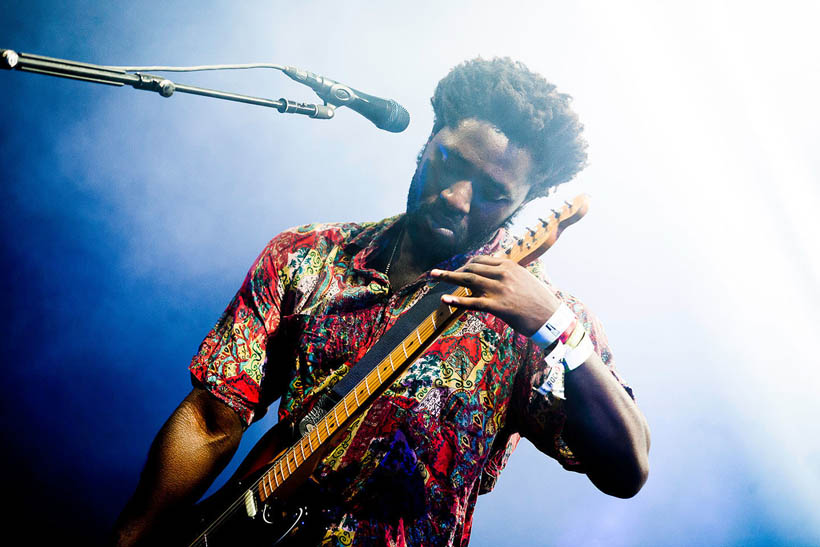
[254,194,590,503]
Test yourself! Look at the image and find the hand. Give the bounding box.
[430,256,562,336]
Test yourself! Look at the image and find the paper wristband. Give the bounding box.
[530,303,576,347]
[565,321,586,348]
[558,317,578,344]
[535,341,567,396]
[563,331,594,371]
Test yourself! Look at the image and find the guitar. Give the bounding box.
[184,194,591,546]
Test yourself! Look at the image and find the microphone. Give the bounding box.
[282,66,410,133]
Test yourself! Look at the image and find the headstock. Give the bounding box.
[502,194,591,266]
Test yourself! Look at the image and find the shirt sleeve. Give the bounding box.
[510,261,634,472]
[189,230,303,426]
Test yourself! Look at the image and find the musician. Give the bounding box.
[113,57,649,546]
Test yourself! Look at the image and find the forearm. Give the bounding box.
[563,353,650,498]
[112,387,243,546]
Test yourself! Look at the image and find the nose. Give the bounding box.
[440,179,472,215]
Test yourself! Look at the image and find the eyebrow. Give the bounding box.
[436,144,513,195]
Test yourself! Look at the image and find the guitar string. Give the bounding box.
[189,210,571,542]
[188,248,526,541]
[189,250,527,542]
[189,298,464,543]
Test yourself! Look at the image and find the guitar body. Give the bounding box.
[185,421,331,547]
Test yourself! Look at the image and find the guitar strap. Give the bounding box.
[297,279,458,435]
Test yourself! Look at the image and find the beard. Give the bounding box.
[404,161,506,264]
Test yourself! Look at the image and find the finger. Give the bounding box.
[461,262,505,280]
[441,293,492,312]
[430,269,493,291]
[469,255,505,266]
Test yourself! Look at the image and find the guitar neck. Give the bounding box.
[252,194,590,504]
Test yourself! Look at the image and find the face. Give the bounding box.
[406,118,534,261]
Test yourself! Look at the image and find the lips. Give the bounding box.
[426,208,461,241]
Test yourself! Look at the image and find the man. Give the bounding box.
[113,57,649,546]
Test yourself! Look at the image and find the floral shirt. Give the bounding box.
[190,215,630,546]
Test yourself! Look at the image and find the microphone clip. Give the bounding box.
[282,66,358,107]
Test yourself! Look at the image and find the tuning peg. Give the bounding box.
[516,237,524,246]
[526,227,536,236]
[564,200,573,208]
[551,209,560,218]
[505,247,512,255]
[537,217,548,226]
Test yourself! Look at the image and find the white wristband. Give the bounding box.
[562,331,594,371]
[530,303,575,348]
[535,341,567,397]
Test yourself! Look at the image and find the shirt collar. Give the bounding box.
[345,214,509,282]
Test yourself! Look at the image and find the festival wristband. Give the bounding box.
[565,320,586,348]
[535,341,567,397]
[562,331,594,371]
[530,303,576,347]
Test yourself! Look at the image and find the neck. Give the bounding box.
[386,233,430,290]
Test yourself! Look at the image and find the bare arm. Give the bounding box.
[563,352,650,497]
[111,386,244,546]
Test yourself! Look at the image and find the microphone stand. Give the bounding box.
[0,49,335,120]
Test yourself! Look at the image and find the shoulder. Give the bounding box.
[263,220,368,253]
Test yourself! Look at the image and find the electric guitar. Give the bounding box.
[183,194,591,546]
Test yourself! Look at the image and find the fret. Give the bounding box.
[199,197,586,531]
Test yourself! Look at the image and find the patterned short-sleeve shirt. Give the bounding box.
[190,215,631,546]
